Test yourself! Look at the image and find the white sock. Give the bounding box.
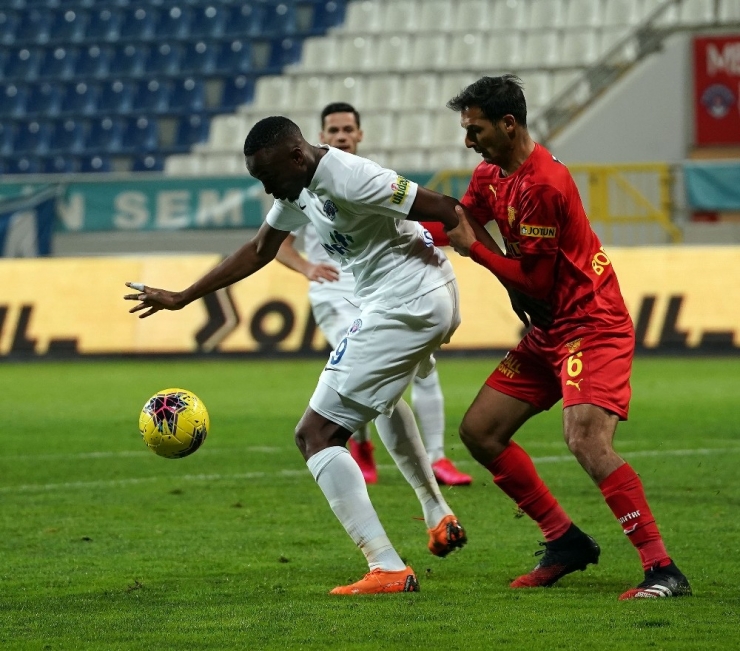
[411,370,445,463]
[306,446,405,571]
[374,399,453,528]
[350,423,372,443]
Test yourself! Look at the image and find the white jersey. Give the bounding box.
[265,146,455,308]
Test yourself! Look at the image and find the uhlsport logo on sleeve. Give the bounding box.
[390,176,411,205]
[520,224,557,238]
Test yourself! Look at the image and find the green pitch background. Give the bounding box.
[1,357,738,650]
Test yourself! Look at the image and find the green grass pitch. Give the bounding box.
[1,357,738,650]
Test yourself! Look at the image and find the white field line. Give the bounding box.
[0,447,738,495]
[0,446,283,462]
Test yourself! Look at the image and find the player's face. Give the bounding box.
[246,145,306,202]
[460,106,512,166]
[320,112,363,154]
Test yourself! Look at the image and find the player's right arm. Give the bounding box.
[276,233,340,283]
[124,222,289,318]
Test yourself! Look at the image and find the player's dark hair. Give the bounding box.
[321,102,361,128]
[243,116,302,156]
[447,74,527,127]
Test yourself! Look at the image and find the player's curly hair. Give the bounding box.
[243,116,302,156]
[447,74,527,127]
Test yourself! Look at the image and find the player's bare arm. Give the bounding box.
[276,233,340,283]
[124,223,289,318]
[407,187,460,229]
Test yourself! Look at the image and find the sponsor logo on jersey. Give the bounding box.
[565,338,583,354]
[348,318,362,335]
[701,83,735,119]
[489,184,497,199]
[323,200,338,220]
[390,176,410,205]
[496,353,521,379]
[507,206,517,227]
[520,224,557,238]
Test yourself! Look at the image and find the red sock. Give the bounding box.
[486,442,572,541]
[599,463,670,571]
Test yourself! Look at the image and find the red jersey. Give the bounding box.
[461,143,630,334]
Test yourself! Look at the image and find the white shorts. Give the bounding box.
[308,281,461,430]
[311,295,362,349]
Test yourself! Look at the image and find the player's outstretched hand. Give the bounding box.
[446,206,477,256]
[507,287,553,330]
[124,282,185,319]
[306,262,340,283]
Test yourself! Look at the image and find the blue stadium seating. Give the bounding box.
[0,10,20,45]
[61,81,98,116]
[7,156,42,175]
[86,117,124,153]
[16,8,50,44]
[220,75,255,110]
[0,83,27,118]
[123,117,158,152]
[170,77,204,113]
[145,43,181,76]
[0,122,14,157]
[109,44,145,77]
[132,78,170,115]
[155,5,191,40]
[190,4,226,39]
[262,2,298,36]
[14,119,52,155]
[50,8,87,44]
[4,48,41,81]
[98,79,134,115]
[43,154,78,174]
[75,44,110,78]
[79,154,111,173]
[38,46,77,80]
[132,154,164,172]
[50,118,86,154]
[181,40,218,75]
[85,8,121,43]
[26,82,62,117]
[215,39,252,75]
[175,114,209,149]
[223,4,264,39]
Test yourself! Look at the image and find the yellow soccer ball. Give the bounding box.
[139,388,209,459]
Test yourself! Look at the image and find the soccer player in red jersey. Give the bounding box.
[440,75,691,600]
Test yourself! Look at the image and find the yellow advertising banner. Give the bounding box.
[0,247,738,357]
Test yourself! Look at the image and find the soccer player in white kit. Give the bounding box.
[275,102,472,486]
[124,116,468,594]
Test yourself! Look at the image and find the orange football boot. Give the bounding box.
[427,514,467,557]
[330,566,419,595]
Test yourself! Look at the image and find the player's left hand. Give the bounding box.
[306,262,340,283]
[124,282,185,319]
[446,206,477,256]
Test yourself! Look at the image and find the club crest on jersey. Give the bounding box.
[323,200,338,220]
[348,318,362,335]
[390,176,410,205]
[520,224,557,238]
[507,206,517,227]
[565,338,583,354]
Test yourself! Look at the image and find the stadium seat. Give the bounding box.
[61,81,99,115]
[381,1,418,32]
[679,0,717,25]
[293,75,332,112]
[528,0,566,29]
[449,33,486,71]
[109,44,145,77]
[432,109,465,148]
[14,119,52,155]
[132,154,164,172]
[561,30,600,66]
[16,8,51,44]
[86,117,124,153]
[181,41,218,75]
[154,5,191,39]
[262,2,297,36]
[75,44,110,78]
[603,0,643,26]
[123,117,158,152]
[297,36,338,72]
[0,122,14,156]
[410,35,449,71]
[400,73,439,110]
[266,37,303,71]
[601,28,638,64]
[132,78,170,115]
[38,46,77,80]
[119,6,155,41]
[7,156,43,175]
[98,79,134,115]
[145,43,182,76]
[388,149,426,171]
[523,33,561,68]
[336,35,375,73]
[220,75,255,110]
[215,40,253,75]
[565,0,603,28]
[328,75,365,107]
[358,113,395,149]
[79,154,111,173]
[165,153,202,175]
[719,0,740,21]
[0,10,19,46]
[364,74,402,110]
[375,35,413,72]
[341,1,383,34]
[252,75,293,113]
[4,48,41,81]
[454,0,494,32]
[175,114,209,149]
[310,1,347,31]
[85,8,120,42]
[190,4,227,39]
[223,4,264,38]
[521,72,553,109]
[395,112,433,148]
[49,8,87,44]
[201,153,244,175]
[43,154,78,174]
[492,0,527,28]
[170,77,205,113]
[50,118,86,154]
[26,82,62,117]
[0,83,27,118]
[486,33,524,69]
[418,0,455,32]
